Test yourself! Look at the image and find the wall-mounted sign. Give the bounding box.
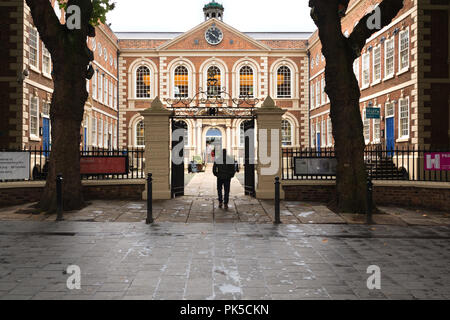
[0,152,30,180]
[425,152,450,171]
[294,157,337,176]
[366,107,381,119]
[80,156,128,175]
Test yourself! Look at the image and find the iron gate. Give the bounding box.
[171,120,186,197]
[244,119,256,197]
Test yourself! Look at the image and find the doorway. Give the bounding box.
[205,128,223,163]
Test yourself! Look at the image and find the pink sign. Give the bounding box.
[425,152,450,171]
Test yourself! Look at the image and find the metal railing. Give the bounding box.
[0,147,145,182]
[282,145,449,182]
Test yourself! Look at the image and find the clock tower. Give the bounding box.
[203,1,224,21]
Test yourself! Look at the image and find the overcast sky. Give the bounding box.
[106,0,316,32]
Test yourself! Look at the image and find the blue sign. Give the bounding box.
[366,107,381,119]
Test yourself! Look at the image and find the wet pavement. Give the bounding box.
[0,169,448,226]
[0,221,449,300]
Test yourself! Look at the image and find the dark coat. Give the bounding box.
[213,155,236,180]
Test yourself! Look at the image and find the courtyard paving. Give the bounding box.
[0,168,449,226]
[0,221,449,300]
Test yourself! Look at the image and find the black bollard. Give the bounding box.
[56,174,63,221]
[274,176,281,224]
[367,177,373,225]
[146,173,154,224]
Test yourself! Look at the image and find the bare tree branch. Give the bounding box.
[348,0,404,59]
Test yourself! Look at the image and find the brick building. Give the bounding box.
[308,0,450,150]
[0,0,119,153]
[1,0,448,166]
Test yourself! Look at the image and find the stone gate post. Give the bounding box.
[140,97,173,200]
[255,96,286,199]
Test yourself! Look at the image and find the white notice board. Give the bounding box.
[0,152,30,180]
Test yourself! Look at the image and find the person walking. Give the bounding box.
[213,149,236,209]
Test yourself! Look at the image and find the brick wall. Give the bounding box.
[0,182,145,208]
[283,182,450,211]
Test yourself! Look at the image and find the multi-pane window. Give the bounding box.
[327,118,332,146]
[92,72,97,99]
[42,101,50,117]
[99,119,103,147]
[373,46,381,82]
[174,66,189,98]
[113,85,117,110]
[310,84,315,109]
[316,81,320,106]
[207,66,221,98]
[362,53,370,87]
[136,121,145,147]
[239,66,254,98]
[136,66,151,98]
[321,78,327,103]
[29,28,39,69]
[103,121,108,149]
[321,120,326,147]
[113,124,117,149]
[104,76,108,105]
[109,81,113,107]
[399,97,409,138]
[98,73,103,102]
[42,45,51,75]
[92,118,97,146]
[373,117,381,142]
[363,109,370,143]
[277,66,291,98]
[353,58,360,84]
[386,102,395,117]
[311,124,316,148]
[281,120,292,146]
[30,97,39,137]
[385,38,395,78]
[399,29,409,71]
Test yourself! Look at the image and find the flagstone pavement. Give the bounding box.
[0,168,448,226]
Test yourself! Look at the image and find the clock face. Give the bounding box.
[205,26,223,45]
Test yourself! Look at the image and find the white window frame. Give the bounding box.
[353,58,360,85]
[398,29,410,74]
[103,120,108,149]
[29,28,39,71]
[42,45,51,77]
[92,71,97,100]
[135,65,152,100]
[281,119,293,147]
[310,84,315,109]
[99,119,103,148]
[98,73,103,103]
[362,52,370,88]
[398,97,410,139]
[104,76,108,106]
[363,108,370,144]
[384,38,395,80]
[321,119,326,147]
[92,118,97,146]
[315,81,321,107]
[113,124,117,149]
[311,123,316,148]
[109,80,113,107]
[327,118,333,146]
[372,45,381,84]
[30,96,40,139]
[135,120,145,147]
[276,66,292,99]
[321,78,326,104]
[238,65,255,98]
[372,106,381,143]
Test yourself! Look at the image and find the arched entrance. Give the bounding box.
[205,128,223,163]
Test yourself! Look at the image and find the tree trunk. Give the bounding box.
[25,0,94,212]
[309,0,404,213]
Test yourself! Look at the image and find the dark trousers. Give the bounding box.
[217,178,231,204]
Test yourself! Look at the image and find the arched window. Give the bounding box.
[174,66,189,98]
[136,66,151,98]
[239,66,254,98]
[136,120,145,147]
[281,120,292,146]
[277,66,291,98]
[207,66,221,98]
